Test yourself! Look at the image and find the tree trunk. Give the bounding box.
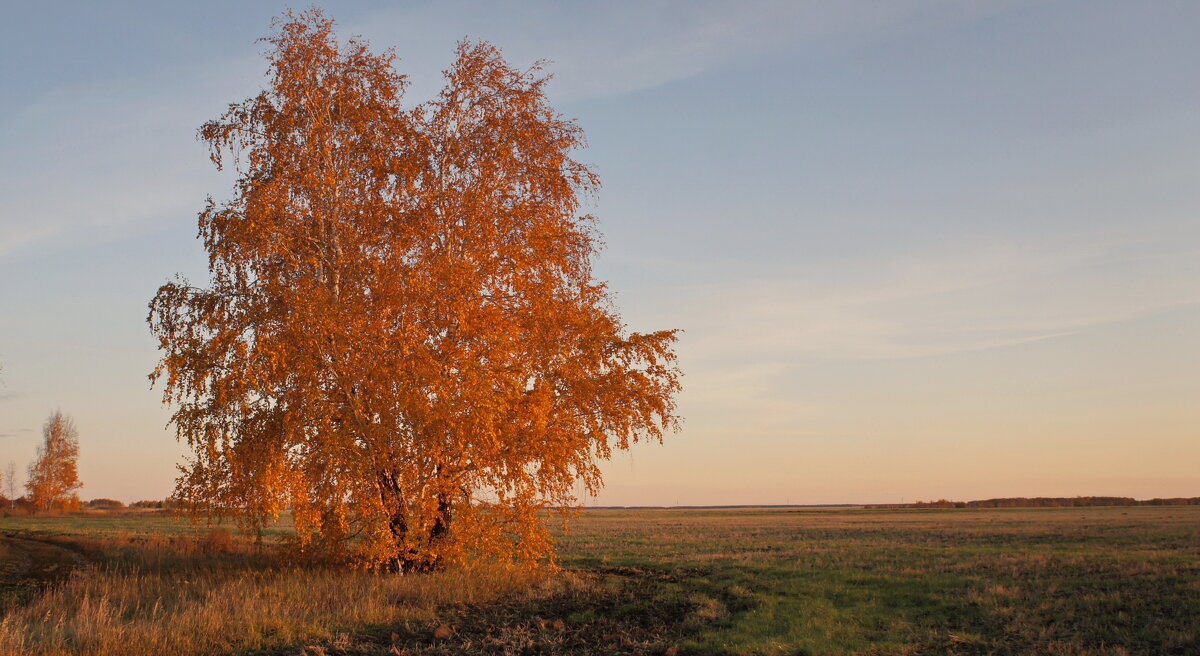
[430,495,452,541]
[377,472,454,572]
[377,472,417,572]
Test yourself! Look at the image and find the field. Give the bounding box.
[0,506,1197,655]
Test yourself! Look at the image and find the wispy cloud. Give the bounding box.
[0,58,258,257]
[0,1,1028,256]
[679,235,1200,365]
[641,232,1200,446]
[358,0,1019,103]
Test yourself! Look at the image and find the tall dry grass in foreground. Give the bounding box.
[0,532,551,656]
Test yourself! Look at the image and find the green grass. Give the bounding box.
[551,506,1200,655]
[0,510,294,541]
[1,506,1197,654]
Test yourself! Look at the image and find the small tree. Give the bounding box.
[149,10,681,569]
[4,462,14,509]
[26,412,82,512]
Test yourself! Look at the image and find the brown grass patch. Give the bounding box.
[0,533,546,656]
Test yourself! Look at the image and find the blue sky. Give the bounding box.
[1,1,1197,504]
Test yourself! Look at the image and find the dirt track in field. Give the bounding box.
[0,534,87,608]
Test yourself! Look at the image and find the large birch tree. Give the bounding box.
[148,9,681,569]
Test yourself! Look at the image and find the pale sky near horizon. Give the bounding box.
[0,1,1197,505]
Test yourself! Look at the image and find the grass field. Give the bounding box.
[0,506,1197,655]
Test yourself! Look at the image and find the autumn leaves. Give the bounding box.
[24,411,82,512]
[148,9,680,569]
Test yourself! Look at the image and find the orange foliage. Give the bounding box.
[148,9,681,569]
[26,411,82,512]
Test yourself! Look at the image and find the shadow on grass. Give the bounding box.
[0,533,91,611]
[247,565,745,656]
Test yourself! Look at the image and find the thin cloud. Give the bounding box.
[0,58,257,257]
[0,2,1032,256]
[357,0,1020,103]
[680,235,1200,364]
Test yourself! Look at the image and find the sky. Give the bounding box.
[0,1,1196,506]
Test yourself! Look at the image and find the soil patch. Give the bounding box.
[0,533,87,610]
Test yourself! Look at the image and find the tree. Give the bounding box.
[148,9,681,570]
[26,411,82,513]
[4,461,15,509]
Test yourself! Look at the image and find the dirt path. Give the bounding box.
[0,534,87,609]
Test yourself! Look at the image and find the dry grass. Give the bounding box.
[1,506,1197,655]
[0,532,548,656]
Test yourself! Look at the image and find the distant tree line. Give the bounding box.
[129,498,185,510]
[1,495,183,514]
[867,496,1200,509]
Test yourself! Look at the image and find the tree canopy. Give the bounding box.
[26,411,82,512]
[148,9,681,569]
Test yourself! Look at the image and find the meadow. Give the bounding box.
[0,506,1196,655]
